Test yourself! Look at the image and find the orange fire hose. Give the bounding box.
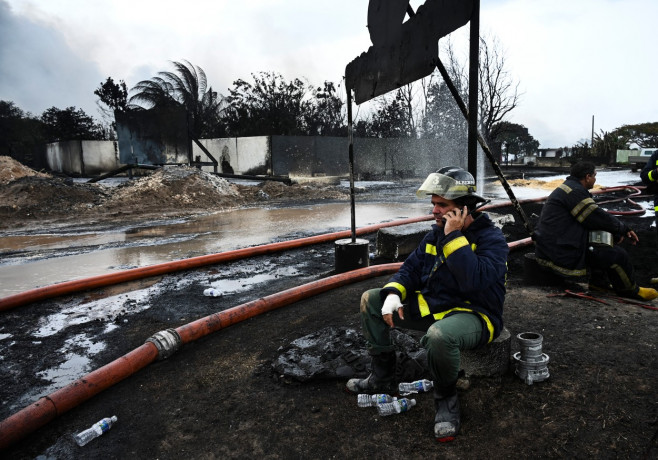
[0,263,401,450]
[0,233,535,449]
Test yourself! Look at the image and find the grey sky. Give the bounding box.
[1,0,656,148]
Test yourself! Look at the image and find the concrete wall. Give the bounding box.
[46,141,83,174]
[81,141,119,175]
[534,156,569,167]
[195,137,270,175]
[46,140,119,175]
[194,138,235,173]
[237,137,270,174]
[46,135,467,179]
[271,136,465,178]
[271,136,316,176]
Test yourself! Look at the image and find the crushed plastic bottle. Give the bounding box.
[377,398,416,416]
[357,393,397,407]
[398,379,433,395]
[73,416,118,447]
[203,288,221,297]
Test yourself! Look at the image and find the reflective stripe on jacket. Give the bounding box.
[533,176,630,276]
[381,213,508,346]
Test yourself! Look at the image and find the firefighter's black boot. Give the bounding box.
[345,351,397,395]
[434,385,460,442]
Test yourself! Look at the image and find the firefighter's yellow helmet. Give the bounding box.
[416,166,486,203]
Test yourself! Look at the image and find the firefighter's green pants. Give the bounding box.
[360,288,483,388]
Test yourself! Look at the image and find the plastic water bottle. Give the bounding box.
[73,416,118,446]
[357,393,396,407]
[398,379,433,394]
[203,288,221,297]
[377,398,416,416]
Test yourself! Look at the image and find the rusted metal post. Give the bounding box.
[467,0,480,178]
[347,88,357,242]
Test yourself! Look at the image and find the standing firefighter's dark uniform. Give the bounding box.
[640,149,658,237]
[533,174,639,297]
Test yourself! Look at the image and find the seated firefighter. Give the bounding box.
[533,161,657,301]
[345,166,509,442]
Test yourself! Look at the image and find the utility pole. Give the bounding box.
[591,115,594,150]
[467,0,480,178]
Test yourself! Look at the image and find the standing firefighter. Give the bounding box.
[640,149,658,239]
[345,167,509,442]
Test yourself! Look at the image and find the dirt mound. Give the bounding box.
[238,179,348,202]
[0,176,109,220]
[105,166,243,211]
[0,166,246,226]
[0,165,349,230]
[0,156,51,184]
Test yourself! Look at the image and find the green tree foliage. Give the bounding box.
[94,77,129,113]
[223,72,311,136]
[369,90,414,138]
[0,100,24,119]
[304,81,346,136]
[0,100,46,166]
[592,129,629,164]
[223,72,347,137]
[490,121,539,163]
[353,118,374,137]
[129,60,226,139]
[570,141,591,162]
[40,106,105,142]
[422,78,467,149]
[613,122,658,148]
[94,77,129,136]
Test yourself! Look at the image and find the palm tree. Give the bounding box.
[129,60,225,139]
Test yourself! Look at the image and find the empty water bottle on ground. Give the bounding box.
[203,288,221,297]
[377,398,416,416]
[357,393,396,407]
[398,379,433,394]
[73,416,118,446]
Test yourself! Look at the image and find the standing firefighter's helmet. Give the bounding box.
[416,166,486,208]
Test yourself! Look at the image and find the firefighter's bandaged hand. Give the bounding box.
[381,294,403,316]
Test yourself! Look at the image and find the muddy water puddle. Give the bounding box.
[0,202,429,298]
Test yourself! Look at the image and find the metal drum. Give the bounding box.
[588,230,613,247]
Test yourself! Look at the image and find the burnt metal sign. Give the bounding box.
[345,0,475,104]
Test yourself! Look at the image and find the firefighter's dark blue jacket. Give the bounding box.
[640,150,658,189]
[640,151,658,209]
[533,175,630,277]
[380,213,508,347]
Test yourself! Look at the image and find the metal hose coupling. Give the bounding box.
[146,328,182,360]
[513,332,550,385]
